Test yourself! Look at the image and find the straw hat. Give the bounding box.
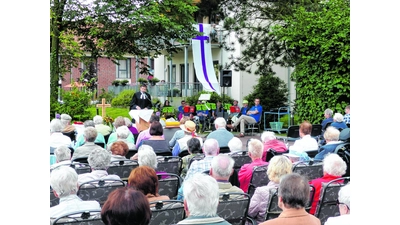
[180,121,196,133]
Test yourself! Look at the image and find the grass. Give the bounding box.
[87,106,131,119]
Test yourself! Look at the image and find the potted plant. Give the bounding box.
[112,80,120,86]
[120,80,129,86]
[173,88,180,96]
[138,77,148,85]
[149,77,160,86]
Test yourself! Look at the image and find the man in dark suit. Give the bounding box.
[129,84,152,111]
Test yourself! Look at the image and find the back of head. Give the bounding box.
[261,131,276,143]
[267,156,292,183]
[50,166,78,198]
[278,173,310,209]
[84,127,98,142]
[211,154,234,179]
[187,138,202,154]
[338,184,351,210]
[248,139,263,159]
[202,138,219,156]
[300,121,312,135]
[124,117,132,127]
[333,113,344,122]
[128,165,159,196]
[83,120,95,128]
[149,121,163,136]
[149,115,160,123]
[323,153,347,176]
[88,149,111,170]
[214,117,226,128]
[324,108,333,117]
[324,126,340,141]
[93,115,103,125]
[54,146,71,162]
[116,126,130,139]
[228,137,243,152]
[183,173,219,217]
[101,187,151,225]
[113,116,126,129]
[60,114,72,126]
[180,116,191,124]
[137,145,158,169]
[110,141,129,156]
[50,119,63,133]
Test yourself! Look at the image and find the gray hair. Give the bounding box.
[83,127,98,142]
[211,154,234,178]
[83,120,95,128]
[50,119,63,133]
[183,173,219,216]
[228,137,242,152]
[113,116,126,128]
[261,131,276,142]
[54,146,71,162]
[248,139,263,158]
[124,117,132,127]
[88,148,111,170]
[93,115,103,125]
[50,166,78,197]
[202,138,219,156]
[137,145,158,169]
[116,126,130,139]
[214,117,226,128]
[278,173,310,209]
[60,114,72,126]
[324,108,333,117]
[338,184,351,210]
[324,126,340,141]
[333,113,344,123]
[323,153,347,176]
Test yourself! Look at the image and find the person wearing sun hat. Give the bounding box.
[172,120,203,156]
[231,99,250,124]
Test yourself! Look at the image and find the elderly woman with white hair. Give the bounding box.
[77,148,121,185]
[50,146,72,170]
[227,137,243,153]
[50,119,72,149]
[314,126,343,161]
[131,144,169,178]
[93,115,112,136]
[107,125,136,150]
[260,131,288,161]
[60,113,76,133]
[325,183,350,225]
[50,166,101,218]
[331,113,348,130]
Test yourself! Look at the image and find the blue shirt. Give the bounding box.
[249,105,263,122]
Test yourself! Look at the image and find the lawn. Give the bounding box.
[88,106,131,120]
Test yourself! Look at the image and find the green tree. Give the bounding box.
[50,0,199,106]
[271,0,350,123]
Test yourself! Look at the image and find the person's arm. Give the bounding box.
[130,92,139,110]
[144,93,152,109]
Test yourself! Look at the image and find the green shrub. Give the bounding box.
[98,88,115,104]
[112,80,121,86]
[57,87,92,121]
[120,80,129,86]
[185,91,233,106]
[111,89,134,108]
[280,114,301,127]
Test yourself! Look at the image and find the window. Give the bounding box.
[117,59,131,78]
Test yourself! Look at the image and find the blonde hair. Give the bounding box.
[267,156,292,183]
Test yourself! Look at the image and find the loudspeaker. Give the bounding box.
[220,70,232,87]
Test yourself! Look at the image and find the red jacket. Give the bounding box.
[262,139,288,161]
[309,174,343,215]
[238,159,268,193]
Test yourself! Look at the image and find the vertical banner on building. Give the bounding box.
[192,23,221,95]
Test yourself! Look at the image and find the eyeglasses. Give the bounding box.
[336,199,350,210]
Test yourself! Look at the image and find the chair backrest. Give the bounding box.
[51,162,92,175]
[77,179,126,206]
[334,143,350,177]
[108,159,139,181]
[62,131,76,142]
[286,125,300,141]
[314,177,350,225]
[217,192,251,225]
[50,187,59,207]
[339,128,350,143]
[157,173,182,199]
[149,200,185,225]
[94,142,105,148]
[125,149,138,159]
[51,210,103,225]
[157,156,183,175]
[103,133,110,144]
[72,157,89,164]
[292,161,324,181]
[188,153,205,169]
[219,146,231,154]
[247,164,270,198]
[311,124,322,138]
[230,151,252,174]
[265,148,289,162]
[178,150,189,158]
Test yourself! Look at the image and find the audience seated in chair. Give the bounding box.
[78,148,121,185]
[325,183,350,225]
[128,165,170,204]
[288,121,319,161]
[101,187,151,225]
[110,140,130,162]
[131,144,168,179]
[50,118,73,149]
[259,173,320,225]
[74,120,106,150]
[227,137,244,154]
[180,138,203,179]
[343,105,350,125]
[206,117,234,148]
[261,131,288,162]
[209,154,243,194]
[314,127,343,161]
[227,98,262,137]
[50,166,101,219]
[172,120,203,157]
[93,115,112,137]
[177,173,231,225]
[247,155,292,224]
[72,127,105,161]
[309,153,347,215]
[321,108,334,131]
[169,116,191,148]
[107,125,136,150]
[124,116,139,136]
[60,113,76,134]
[107,116,135,146]
[50,146,72,170]
[238,139,268,193]
[134,115,163,149]
[330,113,348,130]
[138,121,171,156]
